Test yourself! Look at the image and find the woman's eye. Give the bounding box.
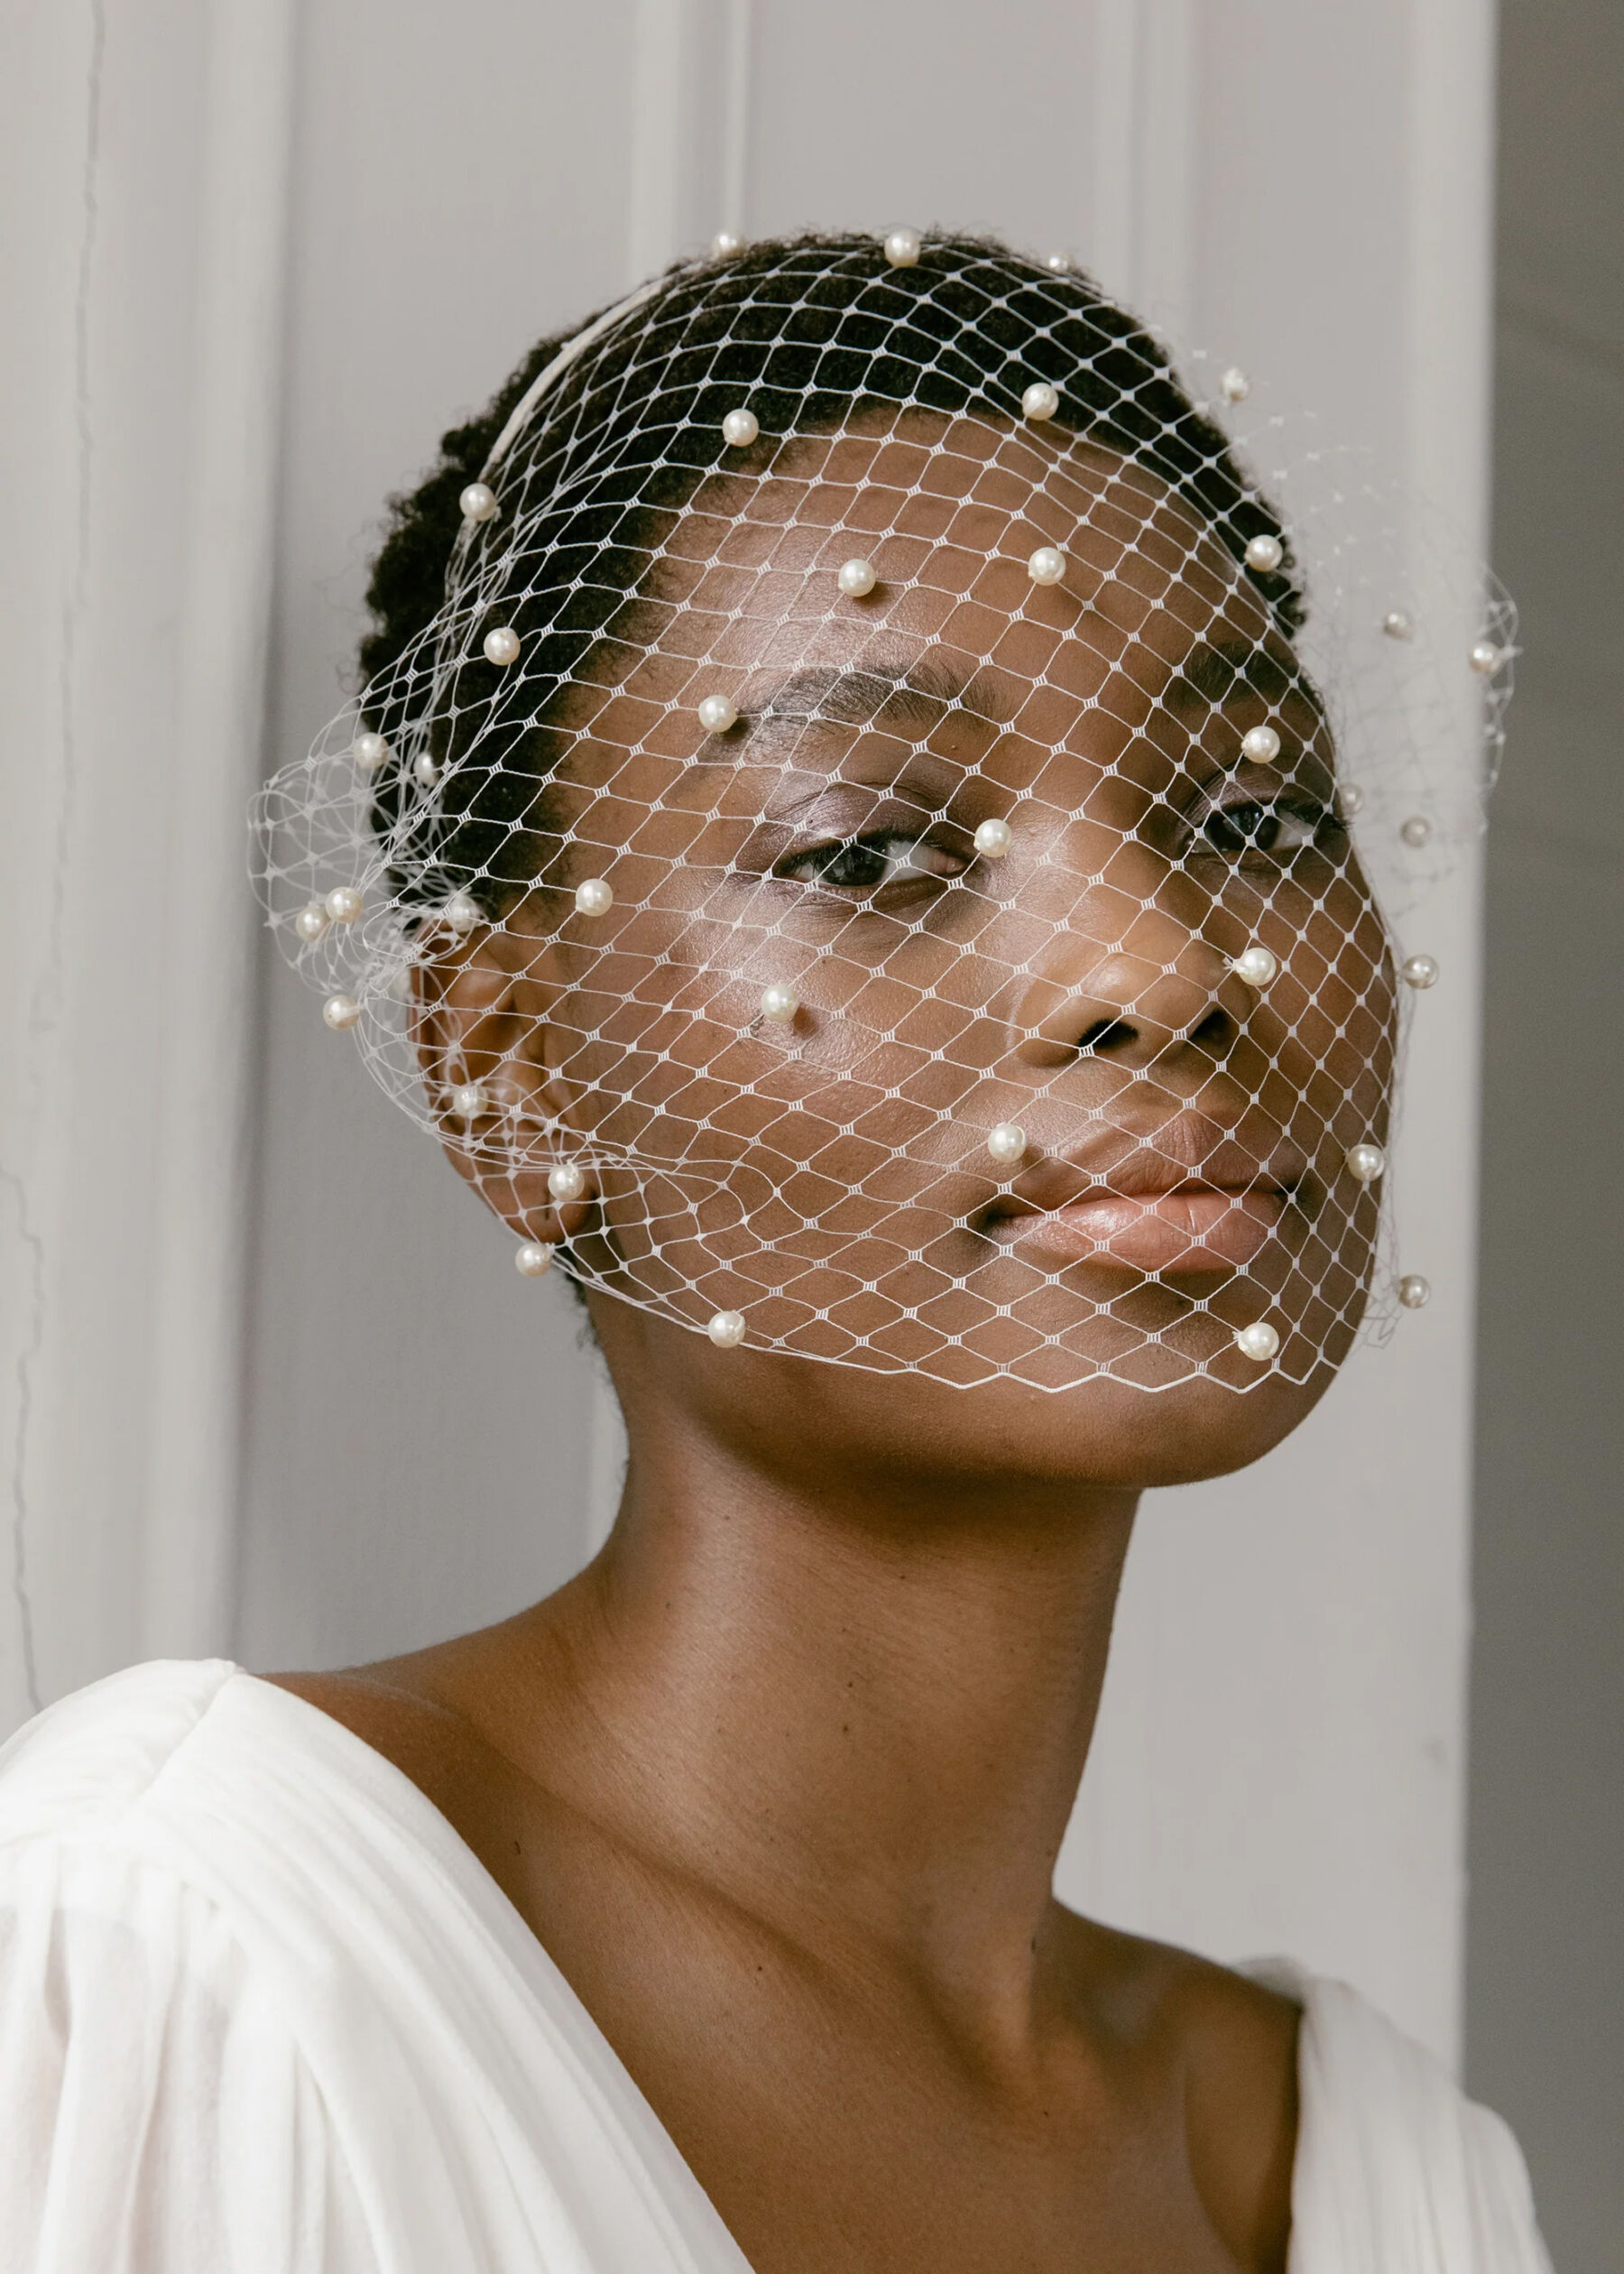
[1199,797,1338,858]
[776,830,970,892]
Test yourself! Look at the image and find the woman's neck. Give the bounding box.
[508,1353,1140,2015]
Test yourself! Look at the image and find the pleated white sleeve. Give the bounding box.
[0,1836,378,2274]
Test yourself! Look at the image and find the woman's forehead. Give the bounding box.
[628,413,1278,672]
[664,411,1235,597]
[572,414,1314,805]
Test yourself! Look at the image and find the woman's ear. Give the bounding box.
[412,911,597,1244]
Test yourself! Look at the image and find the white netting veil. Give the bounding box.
[254,231,1513,1394]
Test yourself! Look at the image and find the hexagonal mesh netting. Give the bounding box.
[254,232,1513,1393]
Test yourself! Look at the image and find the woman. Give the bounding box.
[1,235,1545,2270]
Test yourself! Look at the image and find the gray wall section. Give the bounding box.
[1467,1,1624,2263]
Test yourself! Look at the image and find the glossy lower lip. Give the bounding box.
[991,1185,1287,1271]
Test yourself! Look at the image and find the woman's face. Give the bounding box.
[426,411,1396,1483]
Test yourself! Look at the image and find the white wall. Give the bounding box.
[3,0,1496,2069]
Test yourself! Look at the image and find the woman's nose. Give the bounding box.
[1008,935,1247,1073]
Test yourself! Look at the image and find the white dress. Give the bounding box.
[0,1660,1551,2274]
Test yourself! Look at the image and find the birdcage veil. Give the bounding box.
[254,230,1513,1394]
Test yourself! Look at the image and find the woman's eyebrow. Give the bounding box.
[1161,635,1327,725]
[738,656,1011,745]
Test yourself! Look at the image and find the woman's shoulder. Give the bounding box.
[1060,1919,1551,2274]
[0,1658,343,1976]
[1057,1920,1300,2269]
[0,1657,244,1841]
[0,1654,569,2068]
[1245,1957,1554,2272]
[0,1662,386,2270]
[0,1656,486,1953]
[0,1655,493,1900]
[0,1661,759,2274]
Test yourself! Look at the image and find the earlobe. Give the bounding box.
[414,926,551,1135]
[411,913,597,1250]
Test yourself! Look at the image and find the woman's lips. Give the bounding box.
[976,1115,1307,1274]
[991,1183,1288,1271]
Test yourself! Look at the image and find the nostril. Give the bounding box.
[1187,1006,1233,1052]
[1079,1018,1133,1053]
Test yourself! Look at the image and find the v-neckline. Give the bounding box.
[237,1667,1312,2274]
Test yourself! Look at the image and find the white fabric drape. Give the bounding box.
[0,1661,1550,2273]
